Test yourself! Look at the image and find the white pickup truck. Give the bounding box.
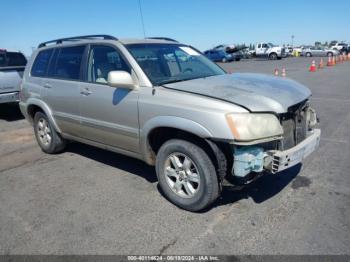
[0,49,27,104]
[255,42,285,60]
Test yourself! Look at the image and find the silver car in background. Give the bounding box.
[302,46,339,57]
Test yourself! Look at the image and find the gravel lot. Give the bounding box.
[0,57,349,255]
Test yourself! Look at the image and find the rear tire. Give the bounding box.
[34,112,66,154]
[156,139,219,211]
[306,52,312,57]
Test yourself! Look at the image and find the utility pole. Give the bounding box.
[291,35,295,47]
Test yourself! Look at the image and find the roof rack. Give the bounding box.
[146,37,178,42]
[38,35,118,48]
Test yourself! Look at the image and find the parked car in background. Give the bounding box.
[0,49,27,104]
[204,49,234,62]
[213,44,243,61]
[301,46,339,57]
[255,42,285,60]
[330,42,348,51]
[339,45,349,55]
[20,35,320,211]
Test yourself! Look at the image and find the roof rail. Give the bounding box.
[146,37,178,42]
[38,35,118,48]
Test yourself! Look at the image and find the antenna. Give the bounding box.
[138,0,146,38]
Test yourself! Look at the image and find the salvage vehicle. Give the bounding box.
[255,42,285,60]
[302,46,338,57]
[204,49,234,62]
[20,35,321,211]
[0,49,27,104]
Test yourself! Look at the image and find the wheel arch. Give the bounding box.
[25,98,61,133]
[141,116,231,182]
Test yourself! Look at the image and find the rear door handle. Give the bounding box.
[43,83,52,89]
[80,88,92,96]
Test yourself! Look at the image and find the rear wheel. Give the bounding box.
[306,52,312,57]
[327,52,333,57]
[34,112,66,154]
[156,139,219,211]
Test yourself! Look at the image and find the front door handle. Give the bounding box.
[80,88,92,96]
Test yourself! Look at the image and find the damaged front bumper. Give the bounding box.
[232,129,321,179]
[265,128,321,173]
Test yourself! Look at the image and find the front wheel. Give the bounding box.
[34,111,66,154]
[156,139,219,211]
[269,53,277,60]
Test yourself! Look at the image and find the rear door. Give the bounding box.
[78,44,140,152]
[40,45,86,136]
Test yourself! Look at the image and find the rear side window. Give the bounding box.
[49,46,85,80]
[31,49,54,77]
[7,52,27,66]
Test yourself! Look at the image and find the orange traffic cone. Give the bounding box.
[318,58,324,69]
[274,68,279,76]
[348,53,350,61]
[282,67,286,77]
[327,56,333,66]
[333,56,336,65]
[309,60,317,72]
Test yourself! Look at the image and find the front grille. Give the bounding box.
[279,100,308,150]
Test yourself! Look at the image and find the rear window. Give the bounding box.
[31,49,54,77]
[7,52,27,66]
[49,46,85,80]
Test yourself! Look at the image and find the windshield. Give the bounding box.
[126,44,225,85]
[267,43,276,48]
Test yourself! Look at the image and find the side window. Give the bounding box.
[262,43,268,48]
[31,49,54,77]
[87,45,130,84]
[257,44,261,48]
[50,46,85,80]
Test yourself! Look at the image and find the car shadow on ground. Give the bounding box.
[66,142,302,210]
[66,142,158,183]
[0,103,24,121]
[213,164,302,208]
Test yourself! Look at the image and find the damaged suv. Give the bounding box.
[20,35,320,211]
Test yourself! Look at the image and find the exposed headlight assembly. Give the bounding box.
[225,113,283,142]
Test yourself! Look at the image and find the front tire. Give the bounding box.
[156,139,219,211]
[34,111,66,154]
[269,53,277,60]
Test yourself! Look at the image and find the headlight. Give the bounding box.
[225,113,283,141]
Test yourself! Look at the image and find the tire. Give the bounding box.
[34,111,66,154]
[327,52,333,57]
[306,52,312,57]
[156,139,219,211]
[269,53,277,60]
[235,58,241,61]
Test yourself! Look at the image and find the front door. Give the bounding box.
[78,44,140,153]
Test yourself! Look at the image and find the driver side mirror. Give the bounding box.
[107,71,135,89]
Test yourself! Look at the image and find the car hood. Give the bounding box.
[164,73,311,113]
